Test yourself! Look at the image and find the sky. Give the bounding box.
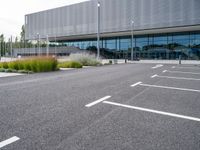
[0,0,89,39]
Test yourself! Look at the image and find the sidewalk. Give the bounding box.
[129,60,200,65]
[0,57,18,62]
[0,73,23,78]
[102,59,200,65]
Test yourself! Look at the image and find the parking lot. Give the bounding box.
[0,63,200,149]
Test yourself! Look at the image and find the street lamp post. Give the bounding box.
[54,36,57,56]
[10,36,12,58]
[46,35,49,56]
[37,33,40,56]
[131,20,134,61]
[97,1,100,60]
[34,35,36,56]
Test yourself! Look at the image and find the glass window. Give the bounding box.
[106,39,116,50]
[120,38,130,51]
[172,33,190,47]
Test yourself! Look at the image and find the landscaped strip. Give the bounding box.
[0,56,58,73]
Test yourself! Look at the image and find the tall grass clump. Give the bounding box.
[0,56,57,73]
[0,62,3,68]
[58,61,82,68]
[0,62,9,69]
[70,53,102,66]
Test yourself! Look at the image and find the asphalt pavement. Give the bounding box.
[0,63,200,150]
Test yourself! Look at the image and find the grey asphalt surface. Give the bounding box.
[0,63,200,150]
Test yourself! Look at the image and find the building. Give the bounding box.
[25,0,200,60]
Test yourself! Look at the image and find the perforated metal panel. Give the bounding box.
[25,0,200,40]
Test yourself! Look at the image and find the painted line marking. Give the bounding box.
[174,66,200,69]
[172,66,175,68]
[152,64,163,69]
[85,96,111,107]
[154,75,200,81]
[130,82,142,87]
[0,136,20,148]
[140,83,200,93]
[151,74,158,78]
[103,101,200,122]
[163,70,167,73]
[163,70,200,75]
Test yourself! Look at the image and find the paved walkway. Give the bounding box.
[0,73,23,78]
[129,60,200,65]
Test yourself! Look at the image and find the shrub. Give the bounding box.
[58,61,82,68]
[1,56,57,73]
[30,57,58,72]
[5,68,13,73]
[70,53,102,66]
[0,62,3,68]
[0,68,5,72]
[2,62,8,69]
[8,61,19,70]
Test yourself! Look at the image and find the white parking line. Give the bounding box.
[173,66,200,69]
[103,101,200,122]
[131,82,200,92]
[152,64,163,69]
[163,70,167,73]
[85,96,111,107]
[153,75,200,81]
[163,70,200,75]
[140,83,200,93]
[131,82,142,87]
[0,136,20,148]
[151,74,158,78]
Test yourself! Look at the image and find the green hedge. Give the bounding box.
[58,61,82,68]
[0,57,58,73]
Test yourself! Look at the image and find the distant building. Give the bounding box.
[25,0,200,60]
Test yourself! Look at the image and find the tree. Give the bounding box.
[0,34,5,56]
[20,25,25,48]
[14,37,20,48]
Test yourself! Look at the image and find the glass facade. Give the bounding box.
[59,31,200,60]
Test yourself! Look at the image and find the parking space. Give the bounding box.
[1,63,200,149]
[83,64,200,149]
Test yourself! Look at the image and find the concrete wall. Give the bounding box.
[13,47,82,57]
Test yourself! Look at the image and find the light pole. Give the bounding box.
[131,20,134,61]
[97,1,100,59]
[10,36,12,58]
[46,35,49,56]
[37,33,40,56]
[34,35,36,56]
[54,36,57,56]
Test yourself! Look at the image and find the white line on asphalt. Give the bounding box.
[130,82,143,87]
[85,96,111,107]
[0,136,20,148]
[163,70,200,75]
[140,83,200,93]
[151,74,158,78]
[172,66,176,68]
[103,101,200,122]
[154,75,200,81]
[152,64,163,69]
[174,66,200,69]
[163,70,167,73]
